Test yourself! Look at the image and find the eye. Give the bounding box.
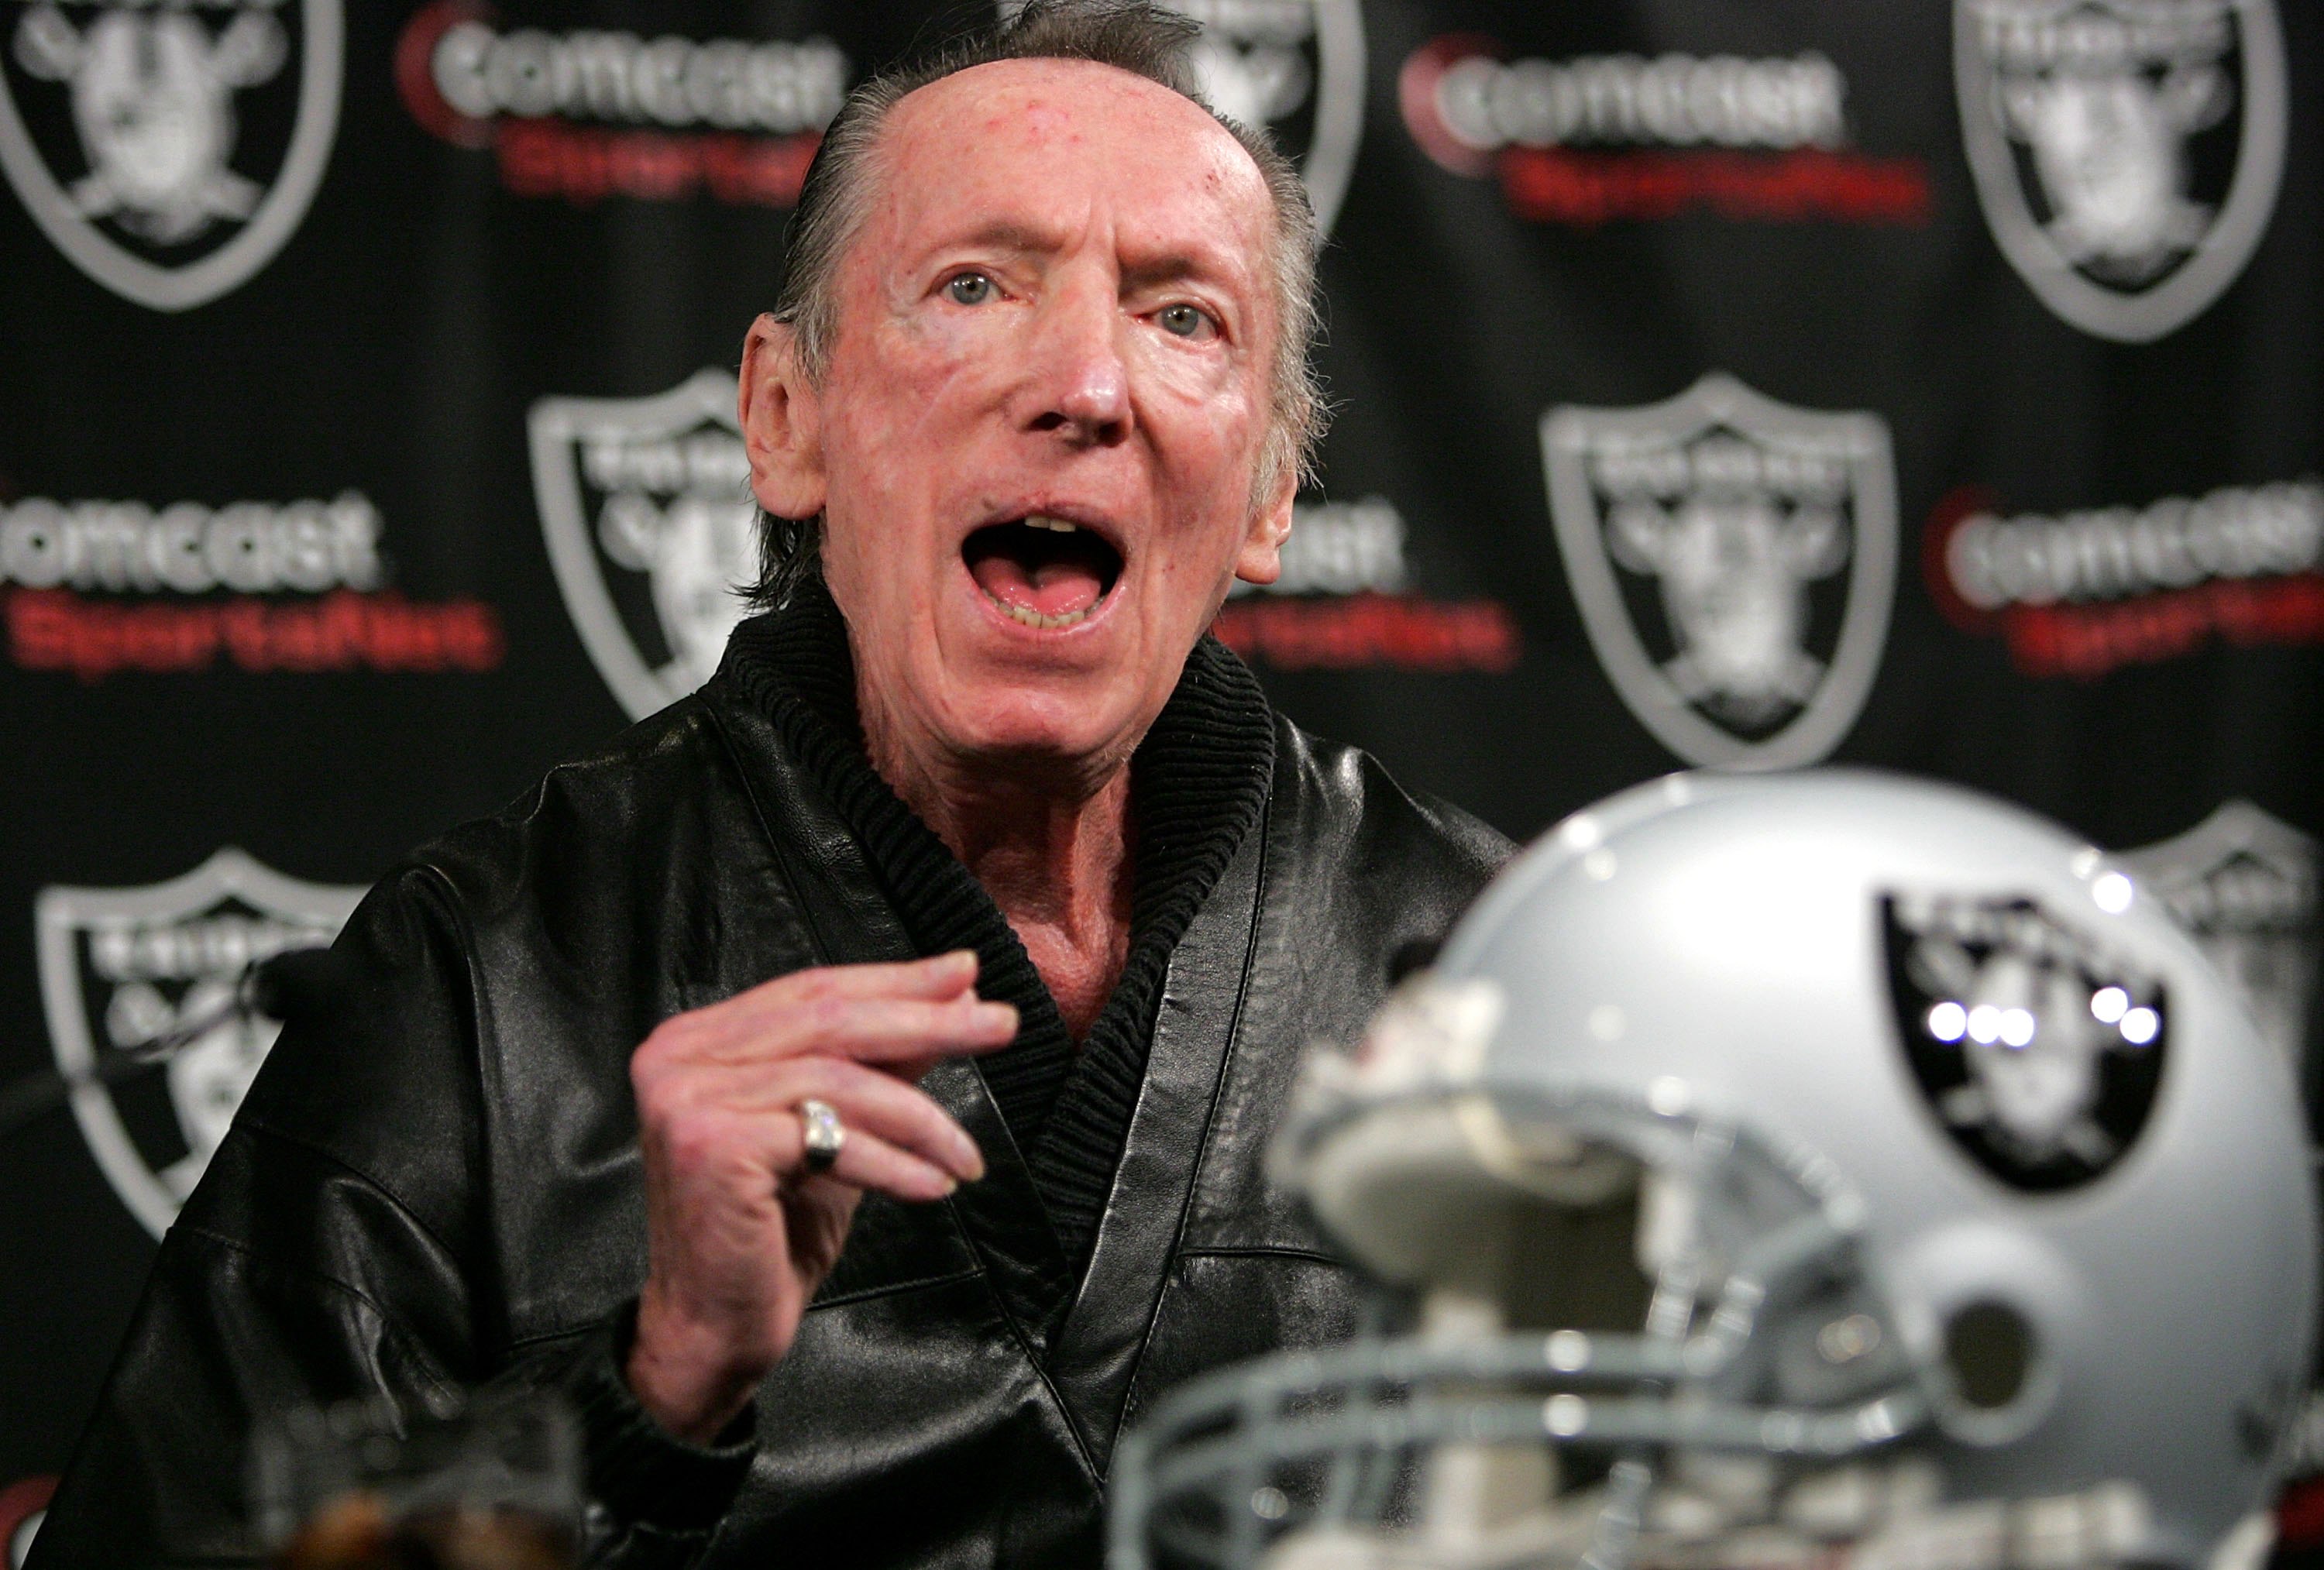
[1157,302,1215,339]
[945,271,995,306]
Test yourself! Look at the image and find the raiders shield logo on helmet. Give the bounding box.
[1542,373,1896,771]
[1002,0,1363,236]
[1883,891,2167,1191]
[34,849,364,1237]
[531,370,759,722]
[1956,0,2288,343]
[0,0,342,311]
[2119,801,2315,1077]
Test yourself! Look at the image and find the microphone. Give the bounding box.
[239,947,354,1027]
[0,947,352,1139]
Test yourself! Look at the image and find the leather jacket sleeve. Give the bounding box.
[27,866,750,1570]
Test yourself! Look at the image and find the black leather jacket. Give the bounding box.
[30,637,1508,1569]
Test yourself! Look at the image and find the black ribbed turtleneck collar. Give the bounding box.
[717,576,1274,1270]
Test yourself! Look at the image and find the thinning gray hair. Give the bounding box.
[748,0,1326,609]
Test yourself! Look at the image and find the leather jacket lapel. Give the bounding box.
[1044,806,1268,1469]
[705,693,1078,1347]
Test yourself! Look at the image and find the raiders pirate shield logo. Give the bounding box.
[2119,801,2315,1077]
[34,849,364,1236]
[0,0,342,311]
[1002,0,1364,237]
[1542,373,1897,771]
[1882,891,2167,1191]
[531,370,758,722]
[1956,0,2288,343]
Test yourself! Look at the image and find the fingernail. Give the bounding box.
[976,1001,1018,1030]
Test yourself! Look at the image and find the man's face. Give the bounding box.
[748,58,1291,783]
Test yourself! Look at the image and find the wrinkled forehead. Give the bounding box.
[852,57,1277,292]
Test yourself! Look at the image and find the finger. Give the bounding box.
[755,1056,985,1181]
[765,991,1019,1066]
[748,950,983,1014]
[661,1054,986,1180]
[782,1119,962,1204]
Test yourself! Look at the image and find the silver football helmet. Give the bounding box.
[1112,771,2316,1570]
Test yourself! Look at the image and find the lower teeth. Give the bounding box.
[991,593,1089,630]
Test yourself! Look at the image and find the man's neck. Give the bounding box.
[859,703,1136,1043]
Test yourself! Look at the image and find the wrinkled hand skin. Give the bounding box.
[625,950,1017,1442]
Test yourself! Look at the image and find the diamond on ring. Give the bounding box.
[799,1098,845,1174]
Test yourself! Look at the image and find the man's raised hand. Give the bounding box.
[624,950,1016,1443]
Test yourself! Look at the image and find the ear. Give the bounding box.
[739,314,827,520]
[1232,461,1298,587]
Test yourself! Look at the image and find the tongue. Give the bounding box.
[970,551,1106,620]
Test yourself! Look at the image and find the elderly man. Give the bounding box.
[31,5,1506,1565]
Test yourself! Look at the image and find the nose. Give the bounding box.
[1023,273,1131,448]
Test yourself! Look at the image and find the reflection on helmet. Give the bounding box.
[1111,771,2315,1570]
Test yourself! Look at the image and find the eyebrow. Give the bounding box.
[933,221,1243,294]
[1119,253,1219,293]
[944,219,1066,259]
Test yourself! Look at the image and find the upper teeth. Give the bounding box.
[1025,515,1079,532]
[996,601,1089,630]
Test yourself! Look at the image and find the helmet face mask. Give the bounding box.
[1120,1086,1942,1570]
[1110,772,2315,1570]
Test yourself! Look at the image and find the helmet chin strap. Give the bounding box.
[1397,1160,1704,1567]
[1576,1166,1710,1570]
[1416,1291,1561,1544]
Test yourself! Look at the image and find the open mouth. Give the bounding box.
[963,516,1125,630]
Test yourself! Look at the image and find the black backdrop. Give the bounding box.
[2,0,2319,1556]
